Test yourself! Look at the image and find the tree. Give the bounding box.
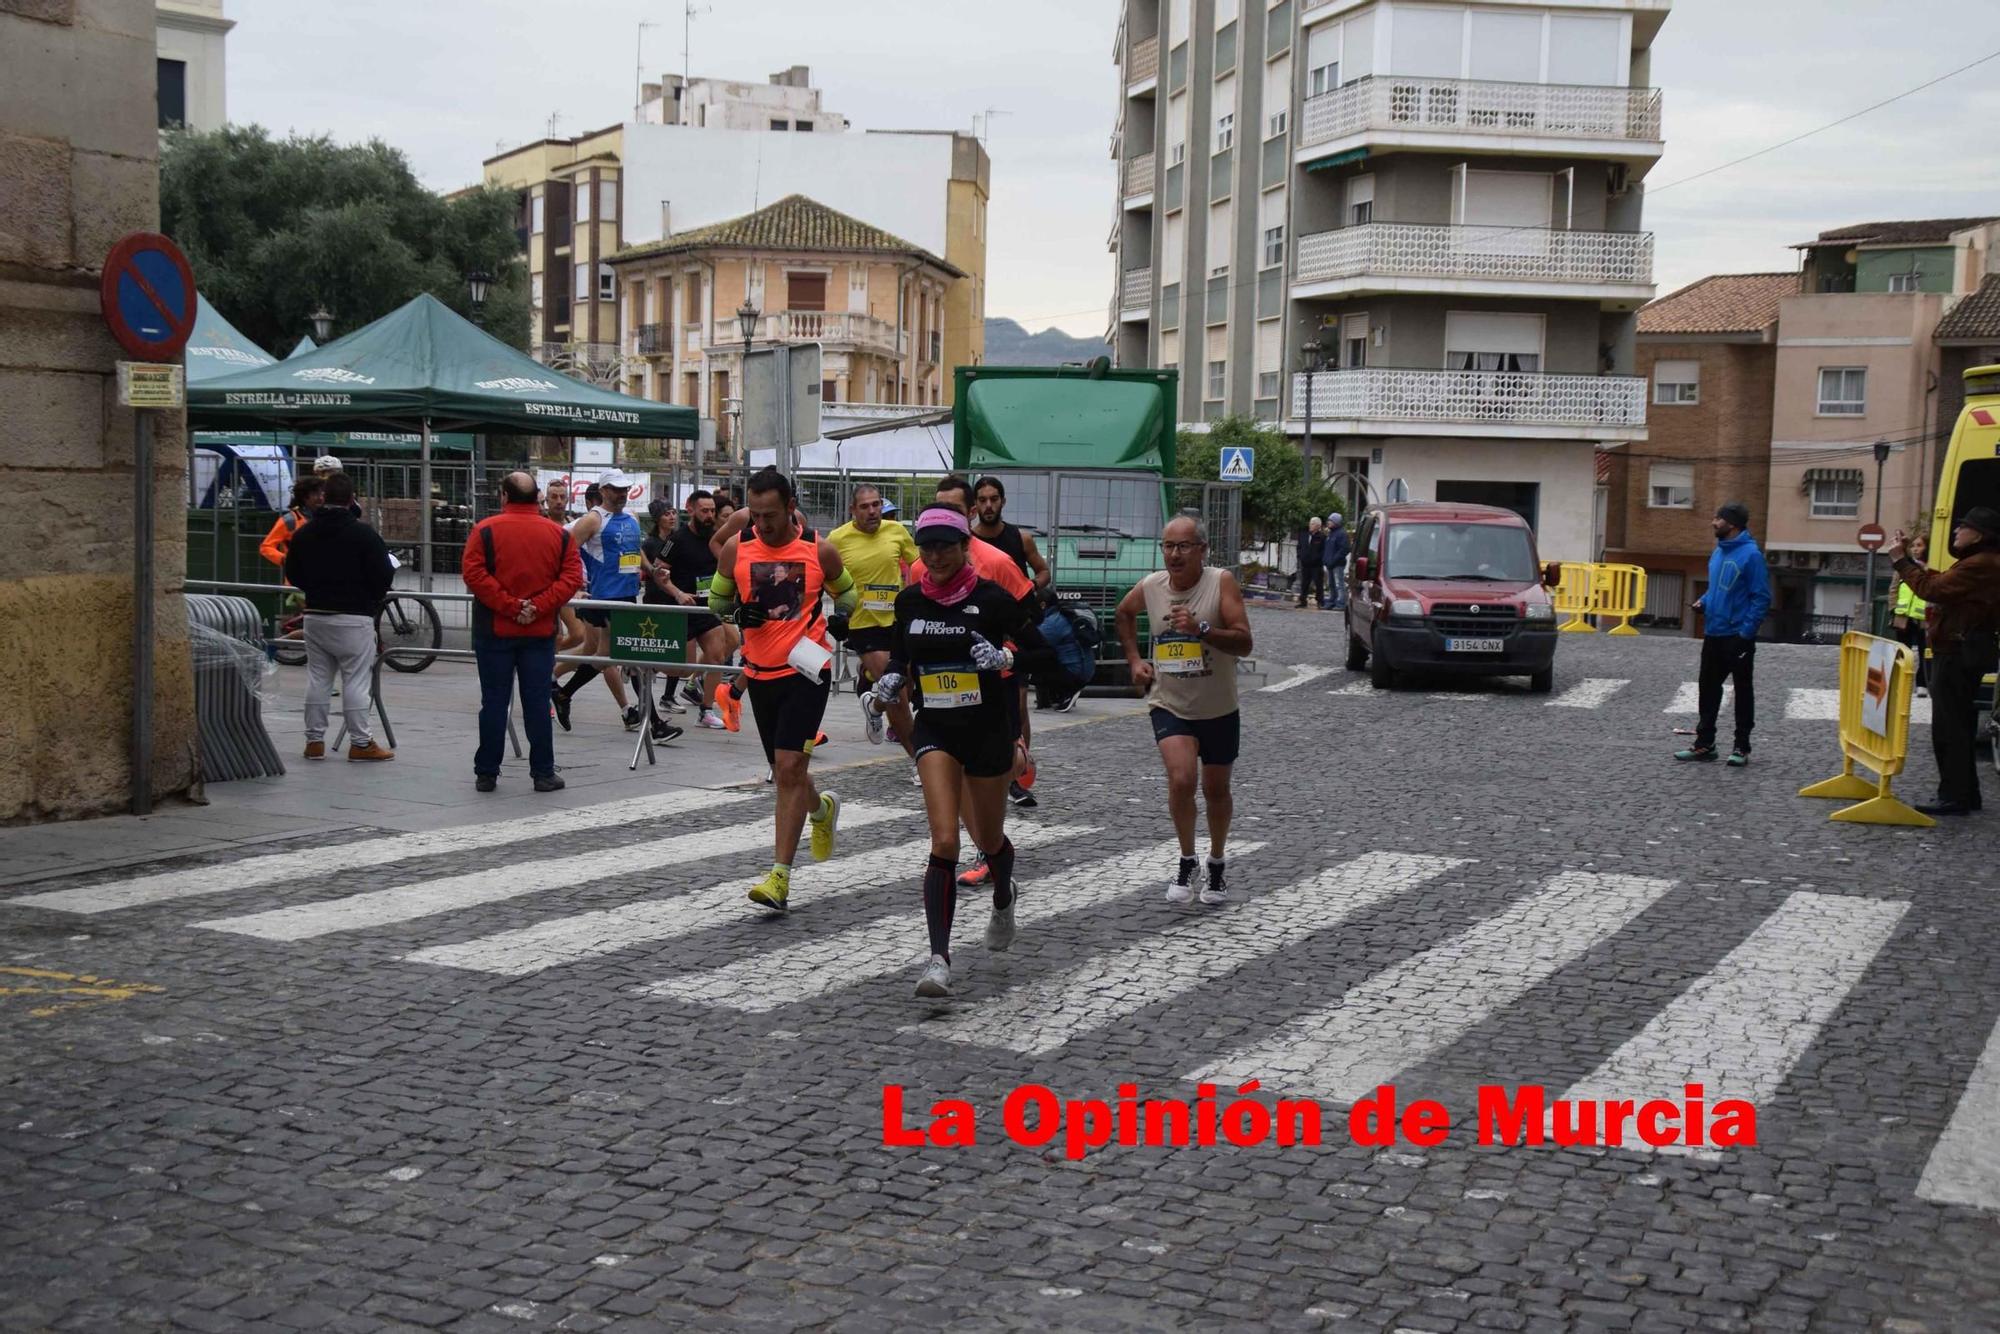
[160,126,531,355]
[1176,415,1344,545]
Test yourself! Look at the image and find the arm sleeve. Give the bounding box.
[1743,553,1772,632]
[826,566,858,617]
[461,524,508,613]
[259,515,292,568]
[708,570,739,616]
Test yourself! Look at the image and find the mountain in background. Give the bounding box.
[983,318,1107,366]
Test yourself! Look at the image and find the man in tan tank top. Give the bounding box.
[1115,515,1254,905]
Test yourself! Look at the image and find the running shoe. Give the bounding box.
[861,693,886,746]
[1199,857,1228,906]
[698,709,727,730]
[680,678,705,708]
[1015,747,1036,790]
[984,886,1017,951]
[957,854,990,888]
[717,688,743,733]
[1165,855,1199,904]
[1673,745,1718,762]
[1054,691,1081,713]
[911,766,923,787]
[809,791,841,862]
[1726,749,1749,768]
[552,689,572,732]
[762,767,773,785]
[748,869,789,911]
[622,705,643,732]
[1008,782,1038,809]
[915,954,952,998]
[650,719,684,745]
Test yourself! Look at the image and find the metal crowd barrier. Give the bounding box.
[184,593,286,782]
[1797,631,1931,828]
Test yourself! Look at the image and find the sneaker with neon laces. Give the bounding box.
[861,693,886,746]
[698,709,727,730]
[1165,855,1198,903]
[1199,856,1228,905]
[747,868,790,911]
[957,853,991,889]
[809,791,840,861]
[915,954,952,998]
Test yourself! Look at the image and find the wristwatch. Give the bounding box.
[1196,619,1212,641]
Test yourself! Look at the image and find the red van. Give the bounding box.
[1342,502,1563,692]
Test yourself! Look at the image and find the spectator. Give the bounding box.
[1888,508,2000,817]
[1892,533,1930,697]
[1296,517,1326,610]
[1676,501,1770,767]
[283,472,394,762]
[462,471,586,793]
[1322,512,1350,610]
[258,476,323,569]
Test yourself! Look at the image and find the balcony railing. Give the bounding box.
[1124,152,1156,198]
[1291,367,1646,429]
[1128,34,1159,86]
[1295,222,1654,288]
[1300,75,1663,150]
[750,310,902,356]
[1121,266,1153,312]
[633,322,669,356]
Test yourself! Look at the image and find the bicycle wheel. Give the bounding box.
[378,594,442,673]
[272,638,307,667]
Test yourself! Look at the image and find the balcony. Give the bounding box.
[1123,152,1155,204]
[750,310,902,358]
[1127,35,1159,90]
[1290,367,1646,439]
[632,322,670,356]
[1294,223,1654,299]
[1120,267,1153,320]
[1299,76,1663,161]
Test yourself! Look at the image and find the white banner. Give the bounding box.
[1860,636,1896,738]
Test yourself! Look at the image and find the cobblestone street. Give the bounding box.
[4,607,1998,1331]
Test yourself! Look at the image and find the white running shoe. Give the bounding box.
[698,709,727,730]
[984,886,1017,951]
[1165,856,1199,904]
[861,693,886,746]
[915,954,952,998]
[911,765,924,787]
[1199,857,1228,906]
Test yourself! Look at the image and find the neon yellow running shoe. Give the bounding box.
[809,791,840,862]
[748,868,790,910]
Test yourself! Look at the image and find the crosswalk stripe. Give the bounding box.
[192,803,912,941]
[899,850,1468,1056]
[1916,1015,2000,1212]
[1786,686,1931,726]
[1664,681,1729,714]
[1262,665,1335,693]
[1557,891,1907,1156]
[1326,680,1380,698]
[1547,678,1631,710]
[404,824,1096,976]
[642,840,1269,1013]
[1189,871,1676,1103]
[5,788,757,915]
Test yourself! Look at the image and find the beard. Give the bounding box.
[1948,533,1987,559]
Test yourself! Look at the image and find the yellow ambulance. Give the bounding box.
[1927,363,2000,769]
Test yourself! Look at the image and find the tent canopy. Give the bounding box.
[189,293,695,438]
[185,294,279,383]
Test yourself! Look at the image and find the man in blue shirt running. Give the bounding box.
[552,471,660,735]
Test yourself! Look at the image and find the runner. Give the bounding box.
[552,471,658,737]
[708,468,857,910]
[827,484,919,762]
[869,506,1056,998]
[542,479,588,665]
[638,499,688,718]
[1114,514,1253,904]
[661,490,732,730]
[973,474,1052,807]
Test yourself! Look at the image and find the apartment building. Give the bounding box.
[157,0,232,131]
[638,64,850,132]
[1109,0,1665,561]
[1604,273,1787,632]
[607,195,964,446]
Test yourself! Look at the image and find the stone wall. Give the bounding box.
[0,0,201,821]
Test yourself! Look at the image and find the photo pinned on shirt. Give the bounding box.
[750,560,808,621]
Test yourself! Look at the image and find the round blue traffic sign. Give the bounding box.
[99,232,196,362]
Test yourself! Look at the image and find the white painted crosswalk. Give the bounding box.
[1261,664,1335,693]
[900,851,1467,1056]
[1786,686,1932,726]
[1546,678,1631,709]
[1664,681,1730,714]
[193,803,912,941]
[404,824,1095,976]
[1192,871,1676,1103]
[1917,1015,2000,1211]
[641,840,1268,1012]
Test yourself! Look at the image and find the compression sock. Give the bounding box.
[922,854,958,961]
[988,838,1017,909]
[560,665,600,698]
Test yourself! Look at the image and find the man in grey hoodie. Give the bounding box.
[1322,512,1351,610]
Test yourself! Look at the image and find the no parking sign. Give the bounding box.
[99,232,196,362]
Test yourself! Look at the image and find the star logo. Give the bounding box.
[637,616,661,639]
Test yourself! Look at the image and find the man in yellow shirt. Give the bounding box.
[827,484,918,759]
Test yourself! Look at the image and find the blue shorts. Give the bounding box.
[1149,707,1240,767]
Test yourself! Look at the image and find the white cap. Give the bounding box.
[599,469,636,490]
[312,454,343,474]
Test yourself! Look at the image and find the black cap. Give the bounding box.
[1958,506,2000,539]
[1716,501,1751,530]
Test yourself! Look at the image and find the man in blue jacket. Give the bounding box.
[1322,512,1351,610]
[1677,501,1771,766]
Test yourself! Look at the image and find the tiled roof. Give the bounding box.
[1797,217,2000,248]
[609,194,964,276]
[1936,272,2000,341]
[1637,272,1795,335]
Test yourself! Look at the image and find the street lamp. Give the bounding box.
[309,305,333,343]
[735,298,759,467]
[1865,438,1892,633]
[1300,338,1325,477]
[467,269,492,327]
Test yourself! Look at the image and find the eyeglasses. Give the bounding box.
[1160,541,1205,554]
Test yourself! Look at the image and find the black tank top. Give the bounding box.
[980,521,1030,578]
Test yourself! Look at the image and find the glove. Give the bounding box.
[968,636,1013,672]
[871,672,905,705]
[733,603,769,628]
[826,612,850,643]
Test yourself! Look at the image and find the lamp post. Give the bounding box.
[467,271,493,502]
[467,269,492,327]
[735,298,759,472]
[308,305,333,343]
[1865,438,1891,633]
[1299,338,1325,478]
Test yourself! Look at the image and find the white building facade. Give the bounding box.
[156,0,230,132]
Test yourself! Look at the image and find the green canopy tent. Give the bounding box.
[190,292,696,584]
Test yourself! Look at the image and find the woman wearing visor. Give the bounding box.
[868,507,1057,998]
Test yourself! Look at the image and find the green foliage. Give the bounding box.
[160,126,531,355]
[1176,415,1344,543]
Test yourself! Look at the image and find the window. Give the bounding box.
[574,180,591,224]
[598,180,618,222]
[1810,476,1862,518]
[1171,142,1188,165]
[1817,366,1866,415]
[1341,312,1369,368]
[1256,319,1281,397]
[1653,359,1699,405]
[1887,271,1921,293]
[1648,463,1694,509]
[1258,189,1285,268]
[1306,20,1338,96]
[771,119,789,131]
[1208,360,1226,398]
[157,58,186,128]
[1161,329,1179,371]
[796,121,814,132]
[848,266,868,313]
[597,265,616,302]
[1216,110,1234,151]
[1264,56,1290,137]
[822,379,838,404]
[1346,175,1374,226]
[531,193,545,235]
[1206,327,1228,395]
[1262,225,1284,267]
[1267,109,1288,137]
[573,264,589,305]
[1207,201,1231,276]
[1444,311,1543,372]
[530,272,544,306]
[787,271,827,311]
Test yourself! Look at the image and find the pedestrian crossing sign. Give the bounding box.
[1220,447,1254,481]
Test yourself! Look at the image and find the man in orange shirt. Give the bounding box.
[259,476,324,569]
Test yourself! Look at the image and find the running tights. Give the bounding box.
[923,854,957,960]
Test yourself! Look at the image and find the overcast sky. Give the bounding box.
[228,0,2000,339]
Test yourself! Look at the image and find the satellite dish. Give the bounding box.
[1385,478,1411,503]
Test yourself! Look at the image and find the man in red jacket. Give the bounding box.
[463,471,587,792]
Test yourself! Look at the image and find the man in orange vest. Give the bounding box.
[259,475,324,569]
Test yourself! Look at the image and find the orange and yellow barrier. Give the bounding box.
[1797,631,1933,828]
[1552,562,1647,635]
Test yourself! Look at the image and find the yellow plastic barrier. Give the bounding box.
[1553,564,1598,633]
[1592,563,1647,637]
[1797,631,1934,828]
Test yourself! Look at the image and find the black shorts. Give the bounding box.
[1149,707,1241,767]
[912,715,1015,779]
[1002,680,1023,739]
[577,593,637,628]
[746,673,831,765]
[845,625,895,657]
[685,612,723,640]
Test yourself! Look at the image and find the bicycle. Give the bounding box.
[270,592,442,674]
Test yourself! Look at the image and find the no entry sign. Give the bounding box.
[100,232,196,362]
[1856,523,1887,552]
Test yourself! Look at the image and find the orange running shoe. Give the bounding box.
[956,853,991,888]
[717,685,743,732]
